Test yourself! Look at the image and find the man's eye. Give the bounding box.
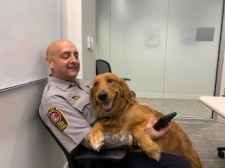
[74,52,79,58]
[60,53,70,59]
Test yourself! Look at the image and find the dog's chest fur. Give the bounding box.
[97,104,150,134]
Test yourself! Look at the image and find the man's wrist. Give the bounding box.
[128,135,133,147]
[132,135,140,149]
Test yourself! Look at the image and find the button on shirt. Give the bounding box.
[39,76,97,153]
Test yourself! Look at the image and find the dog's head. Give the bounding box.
[90,72,135,116]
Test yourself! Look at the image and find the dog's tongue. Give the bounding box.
[102,101,113,112]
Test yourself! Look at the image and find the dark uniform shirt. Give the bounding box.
[39,76,97,153]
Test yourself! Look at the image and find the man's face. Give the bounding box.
[46,41,80,81]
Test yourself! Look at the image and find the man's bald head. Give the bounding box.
[46,39,75,58]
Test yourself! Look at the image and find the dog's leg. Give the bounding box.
[133,123,161,161]
[90,121,105,151]
[161,123,203,168]
[183,147,203,168]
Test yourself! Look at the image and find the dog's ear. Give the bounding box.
[90,86,96,106]
[118,77,135,104]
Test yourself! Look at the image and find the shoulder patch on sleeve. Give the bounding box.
[47,106,68,132]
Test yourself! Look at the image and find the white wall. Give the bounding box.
[0,0,67,167]
[0,0,96,168]
[1,1,223,168]
[0,81,66,168]
[0,0,60,90]
[220,52,225,96]
[96,0,223,99]
[61,0,96,82]
[60,0,83,79]
[81,0,96,81]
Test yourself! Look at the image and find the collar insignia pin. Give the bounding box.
[72,95,80,101]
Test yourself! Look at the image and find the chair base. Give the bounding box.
[217,147,225,158]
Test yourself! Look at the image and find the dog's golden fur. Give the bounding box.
[90,72,202,168]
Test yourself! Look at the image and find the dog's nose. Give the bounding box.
[98,91,108,101]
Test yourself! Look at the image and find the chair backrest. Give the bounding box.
[95,59,135,97]
[96,59,112,75]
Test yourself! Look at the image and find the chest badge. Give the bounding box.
[72,95,80,101]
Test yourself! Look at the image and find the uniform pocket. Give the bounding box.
[70,91,90,112]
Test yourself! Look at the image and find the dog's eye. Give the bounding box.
[107,78,114,83]
[94,82,99,87]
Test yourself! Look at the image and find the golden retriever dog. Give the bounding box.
[90,72,202,168]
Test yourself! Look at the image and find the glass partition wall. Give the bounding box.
[96,0,224,119]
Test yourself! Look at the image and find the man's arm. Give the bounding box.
[81,115,171,150]
[82,132,134,149]
[81,105,171,150]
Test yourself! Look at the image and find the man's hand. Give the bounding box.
[141,103,152,110]
[145,114,171,140]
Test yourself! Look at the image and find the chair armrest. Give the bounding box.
[72,146,127,160]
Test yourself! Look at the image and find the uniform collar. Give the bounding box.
[75,78,88,87]
[48,75,77,91]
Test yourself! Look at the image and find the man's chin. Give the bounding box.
[68,71,78,78]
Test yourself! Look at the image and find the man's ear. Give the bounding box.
[46,57,54,68]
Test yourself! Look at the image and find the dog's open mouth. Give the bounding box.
[101,96,116,112]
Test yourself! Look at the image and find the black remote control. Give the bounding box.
[153,112,177,131]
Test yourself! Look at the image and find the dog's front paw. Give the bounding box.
[150,150,161,161]
[145,143,161,161]
[90,131,105,151]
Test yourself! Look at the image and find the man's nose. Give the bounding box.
[70,54,79,62]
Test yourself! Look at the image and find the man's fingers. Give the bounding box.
[147,114,155,127]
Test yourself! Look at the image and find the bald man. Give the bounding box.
[39,39,191,168]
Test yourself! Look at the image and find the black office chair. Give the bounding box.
[39,116,127,168]
[96,59,131,81]
[217,147,225,158]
